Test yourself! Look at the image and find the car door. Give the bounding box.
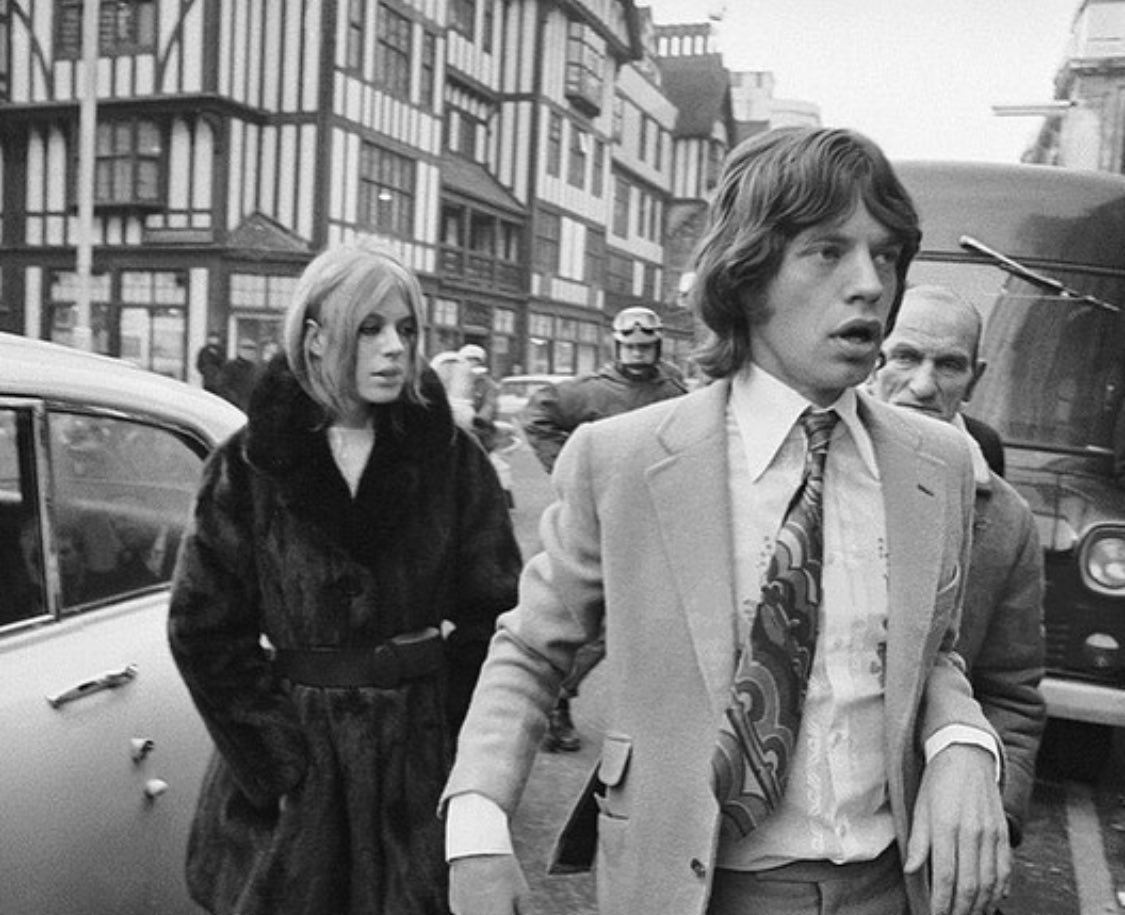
[0,401,212,915]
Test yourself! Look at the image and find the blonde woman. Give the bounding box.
[170,243,521,915]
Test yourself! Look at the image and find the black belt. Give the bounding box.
[273,628,444,688]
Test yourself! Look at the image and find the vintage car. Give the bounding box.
[898,161,1125,775]
[0,332,244,914]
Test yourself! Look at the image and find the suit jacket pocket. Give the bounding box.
[549,732,632,875]
[598,733,633,787]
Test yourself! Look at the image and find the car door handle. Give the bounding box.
[46,663,139,709]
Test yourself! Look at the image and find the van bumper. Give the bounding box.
[1042,675,1125,726]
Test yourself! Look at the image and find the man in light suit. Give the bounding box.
[871,284,1046,848]
[442,128,1010,915]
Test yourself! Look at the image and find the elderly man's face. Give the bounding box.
[872,293,982,423]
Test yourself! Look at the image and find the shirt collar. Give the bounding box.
[731,364,879,482]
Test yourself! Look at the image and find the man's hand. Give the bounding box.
[449,853,530,915]
[904,743,1011,915]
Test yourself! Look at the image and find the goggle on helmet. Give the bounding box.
[612,307,663,343]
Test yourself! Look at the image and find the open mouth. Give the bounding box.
[832,320,883,349]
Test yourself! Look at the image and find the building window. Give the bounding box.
[376,3,411,99]
[120,270,188,378]
[450,0,474,39]
[547,111,562,177]
[607,251,632,295]
[568,127,587,189]
[639,115,648,162]
[55,0,156,58]
[585,227,605,285]
[358,142,415,238]
[592,139,605,197]
[706,139,724,191]
[534,211,560,274]
[47,270,111,354]
[565,20,604,116]
[482,0,494,53]
[345,0,364,72]
[447,107,481,160]
[612,175,629,238]
[611,95,624,142]
[654,126,663,171]
[93,118,162,205]
[421,32,437,109]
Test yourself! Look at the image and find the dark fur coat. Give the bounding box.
[168,359,521,915]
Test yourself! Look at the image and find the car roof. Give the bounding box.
[0,332,246,444]
[896,160,1125,272]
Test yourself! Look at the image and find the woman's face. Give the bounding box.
[352,286,418,406]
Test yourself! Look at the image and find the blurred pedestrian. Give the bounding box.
[442,126,1009,915]
[870,283,1046,846]
[195,331,226,394]
[522,305,687,751]
[217,337,263,411]
[169,243,521,915]
[457,344,501,451]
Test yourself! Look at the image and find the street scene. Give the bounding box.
[3,0,1125,914]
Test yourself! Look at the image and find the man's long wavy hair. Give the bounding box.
[691,127,922,380]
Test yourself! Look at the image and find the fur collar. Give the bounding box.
[242,355,457,505]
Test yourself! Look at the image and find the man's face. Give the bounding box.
[872,293,982,423]
[751,202,904,406]
[618,340,659,368]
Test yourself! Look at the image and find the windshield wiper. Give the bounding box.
[959,235,1121,313]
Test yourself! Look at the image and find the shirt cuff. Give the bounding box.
[924,724,1002,782]
[445,792,515,861]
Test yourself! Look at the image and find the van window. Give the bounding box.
[908,262,1125,453]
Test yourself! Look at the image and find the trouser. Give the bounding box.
[706,844,908,915]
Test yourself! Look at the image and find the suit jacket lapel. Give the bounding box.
[863,397,949,746]
[646,380,737,719]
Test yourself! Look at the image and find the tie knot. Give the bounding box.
[800,409,839,459]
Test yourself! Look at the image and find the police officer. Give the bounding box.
[523,305,687,750]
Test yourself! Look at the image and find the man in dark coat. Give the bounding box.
[523,306,688,751]
[217,338,263,411]
[196,332,226,394]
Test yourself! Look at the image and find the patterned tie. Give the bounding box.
[712,409,840,839]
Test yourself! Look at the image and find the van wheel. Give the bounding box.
[1037,718,1112,783]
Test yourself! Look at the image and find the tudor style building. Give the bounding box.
[0,1,743,383]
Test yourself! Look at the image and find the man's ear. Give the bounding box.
[964,359,986,402]
[305,319,326,357]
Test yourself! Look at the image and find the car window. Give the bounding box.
[0,409,46,627]
[47,411,205,610]
[909,261,1125,453]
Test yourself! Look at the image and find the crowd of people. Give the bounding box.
[195,333,280,411]
[168,124,1044,915]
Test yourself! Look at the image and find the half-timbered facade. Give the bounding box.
[0,0,716,383]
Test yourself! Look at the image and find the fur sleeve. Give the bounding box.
[168,437,309,808]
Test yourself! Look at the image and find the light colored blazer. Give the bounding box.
[443,378,993,915]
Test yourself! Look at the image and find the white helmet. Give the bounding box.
[612,307,662,343]
[458,343,486,363]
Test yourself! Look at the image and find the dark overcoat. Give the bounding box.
[168,359,521,915]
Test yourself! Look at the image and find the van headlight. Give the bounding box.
[1081,527,1125,594]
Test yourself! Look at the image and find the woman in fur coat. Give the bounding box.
[168,244,521,915]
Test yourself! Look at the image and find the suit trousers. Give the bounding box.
[706,844,907,915]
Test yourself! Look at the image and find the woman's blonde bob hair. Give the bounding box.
[283,243,427,418]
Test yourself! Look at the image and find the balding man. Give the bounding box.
[871,284,1046,845]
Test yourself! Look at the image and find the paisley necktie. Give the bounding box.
[712,409,840,839]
